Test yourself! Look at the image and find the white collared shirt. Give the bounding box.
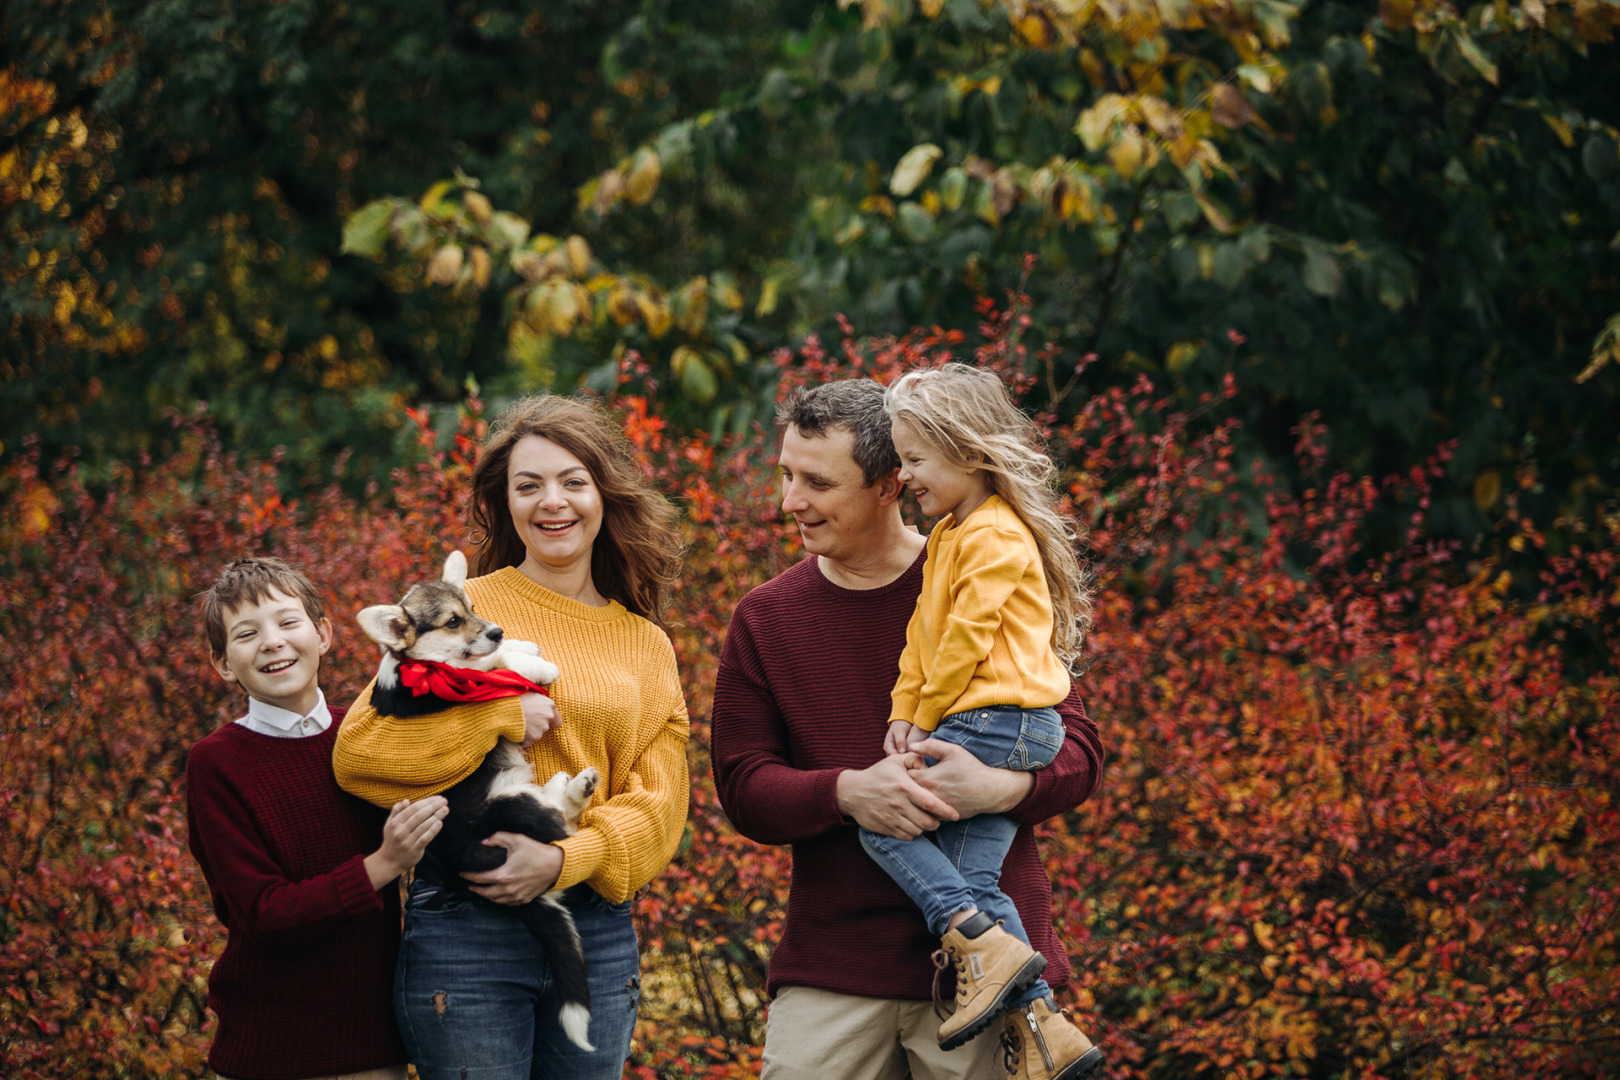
[235,689,332,739]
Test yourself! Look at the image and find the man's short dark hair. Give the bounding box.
[776,380,900,487]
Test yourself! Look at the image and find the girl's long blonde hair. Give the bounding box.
[886,363,1091,665]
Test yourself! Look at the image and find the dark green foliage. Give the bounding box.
[4,0,1617,545]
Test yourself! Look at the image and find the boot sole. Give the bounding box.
[938,953,1048,1051]
[1053,1047,1105,1080]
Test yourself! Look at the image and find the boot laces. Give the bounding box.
[1000,1026,1024,1072]
[929,948,958,1022]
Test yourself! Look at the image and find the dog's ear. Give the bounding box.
[357,605,413,650]
[442,550,469,588]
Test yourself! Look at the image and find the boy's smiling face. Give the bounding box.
[211,587,332,716]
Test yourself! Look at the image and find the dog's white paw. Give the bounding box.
[561,768,599,823]
[568,767,600,805]
[500,642,559,686]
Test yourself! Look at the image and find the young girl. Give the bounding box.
[859,363,1103,1079]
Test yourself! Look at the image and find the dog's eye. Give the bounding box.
[445,616,462,629]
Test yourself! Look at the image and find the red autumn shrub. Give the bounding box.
[2,298,1616,1079]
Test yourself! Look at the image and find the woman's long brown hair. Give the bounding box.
[465,395,682,628]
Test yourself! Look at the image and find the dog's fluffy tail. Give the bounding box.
[517,894,594,1051]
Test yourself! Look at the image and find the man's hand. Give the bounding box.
[463,832,564,905]
[907,738,1035,818]
[520,692,561,747]
[836,755,960,840]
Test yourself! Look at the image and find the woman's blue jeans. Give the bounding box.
[394,880,640,1080]
[859,705,1064,1006]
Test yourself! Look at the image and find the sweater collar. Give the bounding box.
[486,566,630,623]
[809,547,926,598]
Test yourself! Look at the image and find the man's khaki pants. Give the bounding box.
[761,986,1002,1080]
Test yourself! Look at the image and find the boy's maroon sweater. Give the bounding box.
[186,707,407,1080]
[711,554,1104,1001]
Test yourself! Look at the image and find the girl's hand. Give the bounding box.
[463,833,564,905]
[884,720,916,757]
[365,796,449,890]
[520,692,561,746]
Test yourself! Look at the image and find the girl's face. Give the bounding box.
[507,436,604,580]
[892,419,993,523]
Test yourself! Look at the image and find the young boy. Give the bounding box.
[186,557,447,1080]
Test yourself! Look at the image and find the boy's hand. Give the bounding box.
[365,796,449,890]
[520,692,561,747]
[884,720,916,757]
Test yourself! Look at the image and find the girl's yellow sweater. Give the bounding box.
[333,567,690,903]
[890,495,1071,731]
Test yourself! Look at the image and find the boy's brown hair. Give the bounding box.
[200,557,327,659]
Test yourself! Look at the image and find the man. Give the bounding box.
[711,380,1103,1080]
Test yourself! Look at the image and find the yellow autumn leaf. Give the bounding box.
[608,282,640,326]
[1196,193,1236,233]
[426,244,464,285]
[1138,95,1184,140]
[566,235,592,278]
[1108,129,1148,178]
[890,143,943,197]
[672,276,710,336]
[756,276,782,317]
[625,148,661,206]
[1077,94,1130,152]
[419,179,456,213]
[636,291,672,339]
[1015,14,1053,48]
[547,280,582,335]
[463,190,493,225]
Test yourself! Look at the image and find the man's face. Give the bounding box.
[778,425,892,569]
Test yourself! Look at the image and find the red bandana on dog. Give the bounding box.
[396,659,551,701]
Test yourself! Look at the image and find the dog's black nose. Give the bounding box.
[486,627,504,643]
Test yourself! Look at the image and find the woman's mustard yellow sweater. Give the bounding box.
[333,567,690,903]
[890,495,1070,731]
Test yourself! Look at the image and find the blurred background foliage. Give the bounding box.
[3,0,1619,545]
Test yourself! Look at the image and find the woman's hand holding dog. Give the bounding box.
[364,796,450,891]
[520,692,561,747]
[464,833,563,904]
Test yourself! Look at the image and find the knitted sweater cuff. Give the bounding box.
[555,830,609,895]
[814,767,849,828]
[332,854,385,916]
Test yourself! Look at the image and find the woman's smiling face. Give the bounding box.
[507,435,604,577]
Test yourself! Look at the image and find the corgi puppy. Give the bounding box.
[357,550,597,1051]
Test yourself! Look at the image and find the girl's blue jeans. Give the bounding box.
[394,880,640,1080]
[859,704,1064,1007]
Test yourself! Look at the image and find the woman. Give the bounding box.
[333,394,689,1080]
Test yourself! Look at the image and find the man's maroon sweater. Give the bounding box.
[711,553,1103,1001]
[185,707,407,1080]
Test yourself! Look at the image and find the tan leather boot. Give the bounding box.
[1000,997,1104,1080]
[933,913,1047,1050]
